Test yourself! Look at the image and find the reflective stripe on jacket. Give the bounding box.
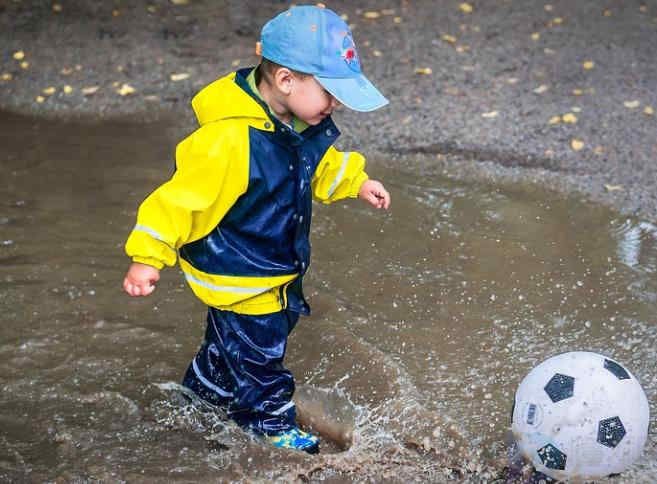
[125,68,369,314]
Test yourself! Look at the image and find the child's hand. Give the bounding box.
[123,262,160,296]
[358,179,391,210]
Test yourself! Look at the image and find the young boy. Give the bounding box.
[123,5,390,454]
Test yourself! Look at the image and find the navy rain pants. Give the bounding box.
[182,307,299,435]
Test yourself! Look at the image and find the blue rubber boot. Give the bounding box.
[266,427,320,454]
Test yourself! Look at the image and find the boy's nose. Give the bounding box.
[330,96,341,109]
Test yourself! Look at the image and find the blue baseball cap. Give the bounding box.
[260,5,388,112]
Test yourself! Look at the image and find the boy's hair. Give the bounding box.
[256,58,309,86]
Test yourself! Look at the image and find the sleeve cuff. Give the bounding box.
[131,256,165,270]
[349,171,369,198]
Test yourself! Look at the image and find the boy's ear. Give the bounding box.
[273,67,295,95]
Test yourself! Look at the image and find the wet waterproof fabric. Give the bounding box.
[125,67,369,315]
[182,308,299,435]
[126,67,370,436]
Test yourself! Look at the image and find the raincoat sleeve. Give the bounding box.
[311,146,369,204]
[125,122,249,269]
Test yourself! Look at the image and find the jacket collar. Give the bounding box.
[191,68,340,147]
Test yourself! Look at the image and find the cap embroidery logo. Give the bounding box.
[340,34,360,72]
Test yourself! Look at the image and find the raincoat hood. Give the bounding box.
[191,70,268,126]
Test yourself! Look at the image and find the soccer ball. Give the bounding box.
[511,351,650,481]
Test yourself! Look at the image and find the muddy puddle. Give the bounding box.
[1,112,655,482]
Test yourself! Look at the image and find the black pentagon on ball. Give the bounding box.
[537,443,567,470]
[604,358,630,380]
[598,416,626,448]
[544,373,575,403]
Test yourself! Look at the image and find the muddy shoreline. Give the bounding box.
[2,0,656,221]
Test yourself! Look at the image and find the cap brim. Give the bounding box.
[315,74,389,112]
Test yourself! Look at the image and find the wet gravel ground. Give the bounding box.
[2,0,656,220]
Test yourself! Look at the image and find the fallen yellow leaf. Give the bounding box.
[170,0,189,4]
[571,139,584,151]
[582,60,595,70]
[21,61,29,69]
[623,100,640,109]
[13,50,25,60]
[117,83,135,96]
[363,11,380,19]
[533,84,549,94]
[531,32,540,41]
[147,5,157,13]
[562,113,577,124]
[548,115,561,125]
[544,4,554,12]
[231,59,241,67]
[36,95,45,103]
[604,184,623,192]
[553,17,563,24]
[415,67,432,75]
[393,16,402,24]
[603,9,612,17]
[594,146,605,155]
[63,85,73,94]
[572,88,583,96]
[571,106,581,113]
[507,77,519,84]
[61,67,73,75]
[112,9,121,17]
[1,73,12,81]
[82,86,100,95]
[42,86,56,95]
[455,45,470,53]
[644,106,654,116]
[441,34,457,44]
[459,3,473,14]
[170,72,190,81]
[381,9,395,15]
[373,50,382,57]
[52,3,62,12]
[482,111,499,118]
[639,5,648,13]
[544,48,556,55]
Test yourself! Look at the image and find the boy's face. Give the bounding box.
[286,75,340,126]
